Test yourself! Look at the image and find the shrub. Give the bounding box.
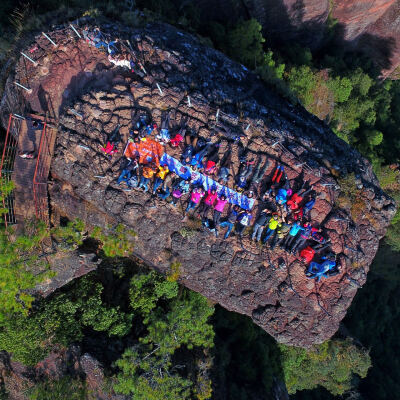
[279,339,371,395]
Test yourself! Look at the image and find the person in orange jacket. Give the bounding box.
[138,164,157,192]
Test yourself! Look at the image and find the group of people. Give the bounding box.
[82,26,139,73]
[102,109,339,281]
[81,25,339,281]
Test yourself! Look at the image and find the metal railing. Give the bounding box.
[0,114,21,227]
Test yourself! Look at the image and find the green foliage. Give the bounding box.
[166,261,181,282]
[114,346,192,400]
[0,275,132,365]
[0,219,52,322]
[129,270,179,315]
[114,269,214,399]
[91,223,136,257]
[279,339,371,395]
[28,377,87,400]
[51,218,86,248]
[0,178,14,215]
[287,66,318,108]
[142,290,215,356]
[52,219,136,257]
[327,76,352,103]
[226,19,265,68]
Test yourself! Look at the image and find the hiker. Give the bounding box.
[108,52,131,69]
[157,112,171,143]
[271,218,291,250]
[181,129,199,165]
[117,158,139,186]
[217,145,232,184]
[290,222,320,254]
[292,206,303,221]
[235,158,255,192]
[152,164,169,194]
[300,242,331,264]
[101,125,121,158]
[171,178,190,206]
[275,184,292,205]
[126,136,140,160]
[287,185,313,212]
[186,187,205,213]
[83,27,108,49]
[236,209,252,237]
[170,126,185,147]
[220,205,239,239]
[203,144,221,176]
[306,255,339,281]
[248,156,270,195]
[303,197,316,220]
[107,39,120,56]
[251,208,270,242]
[138,164,157,192]
[197,188,218,220]
[157,172,176,200]
[262,213,281,245]
[189,165,203,186]
[18,150,36,159]
[282,220,304,251]
[213,194,228,226]
[189,139,216,169]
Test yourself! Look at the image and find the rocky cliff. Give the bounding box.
[0,21,396,347]
[197,0,400,77]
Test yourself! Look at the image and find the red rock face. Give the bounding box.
[332,0,400,77]
[332,0,396,39]
[1,22,396,347]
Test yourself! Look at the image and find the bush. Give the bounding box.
[279,339,371,395]
[28,377,87,400]
[0,219,52,322]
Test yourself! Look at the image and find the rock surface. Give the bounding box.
[1,22,396,347]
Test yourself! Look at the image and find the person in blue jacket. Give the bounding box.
[306,256,339,281]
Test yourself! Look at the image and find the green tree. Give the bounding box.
[129,270,179,315]
[0,219,52,322]
[327,76,353,103]
[226,19,265,68]
[114,345,192,400]
[0,275,133,365]
[287,65,318,108]
[28,377,87,400]
[142,290,215,356]
[279,339,371,395]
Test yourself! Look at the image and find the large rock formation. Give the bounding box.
[1,21,396,347]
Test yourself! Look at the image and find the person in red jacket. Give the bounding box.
[287,185,313,212]
[299,241,331,264]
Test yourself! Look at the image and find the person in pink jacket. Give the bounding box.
[185,187,205,213]
[197,188,217,220]
[213,195,228,226]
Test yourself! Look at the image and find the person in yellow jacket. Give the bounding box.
[262,213,281,245]
[152,164,169,194]
[138,164,157,192]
